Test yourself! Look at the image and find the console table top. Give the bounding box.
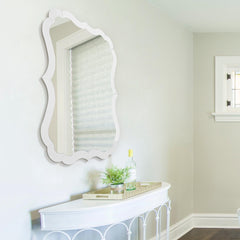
[39,182,170,231]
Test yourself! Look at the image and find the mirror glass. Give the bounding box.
[41,10,119,164]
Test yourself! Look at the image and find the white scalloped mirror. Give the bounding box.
[41,9,119,164]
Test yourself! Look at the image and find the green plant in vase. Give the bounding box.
[102,166,130,193]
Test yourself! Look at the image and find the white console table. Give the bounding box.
[39,182,171,240]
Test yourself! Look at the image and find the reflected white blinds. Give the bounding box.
[70,36,115,152]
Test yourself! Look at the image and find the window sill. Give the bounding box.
[212,112,240,122]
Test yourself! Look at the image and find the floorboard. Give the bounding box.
[178,228,240,240]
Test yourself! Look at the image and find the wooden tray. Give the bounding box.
[82,182,162,200]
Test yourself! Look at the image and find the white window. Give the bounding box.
[212,56,240,121]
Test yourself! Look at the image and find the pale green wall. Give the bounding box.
[194,33,240,213]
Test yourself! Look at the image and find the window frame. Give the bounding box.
[212,56,240,122]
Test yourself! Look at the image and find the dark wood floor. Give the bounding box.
[178,228,240,240]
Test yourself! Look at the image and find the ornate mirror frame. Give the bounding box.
[41,9,119,165]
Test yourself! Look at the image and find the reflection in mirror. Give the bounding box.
[41,9,119,164]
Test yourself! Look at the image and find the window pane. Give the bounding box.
[236,72,240,89]
[235,90,240,106]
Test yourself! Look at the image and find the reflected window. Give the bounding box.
[49,20,116,154]
[70,37,115,152]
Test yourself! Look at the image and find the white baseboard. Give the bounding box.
[149,214,193,240]
[193,213,239,228]
[149,213,239,240]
